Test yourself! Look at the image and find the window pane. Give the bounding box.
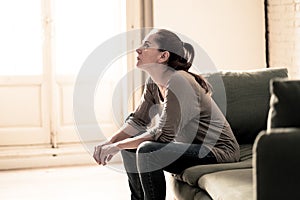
[54,0,126,75]
[0,0,42,75]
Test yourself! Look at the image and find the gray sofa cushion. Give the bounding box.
[268,79,300,128]
[205,68,288,144]
[170,177,212,200]
[198,169,253,200]
[173,144,253,186]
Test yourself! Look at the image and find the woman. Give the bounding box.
[93,29,240,200]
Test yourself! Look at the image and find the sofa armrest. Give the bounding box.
[253,128,300,200]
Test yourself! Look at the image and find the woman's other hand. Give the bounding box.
[93,141,111,165]
[93,142,120,165]
[99,143,121,165]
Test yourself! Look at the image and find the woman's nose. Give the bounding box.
[136,47,142,54]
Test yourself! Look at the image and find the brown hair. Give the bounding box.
[154,29,212,94]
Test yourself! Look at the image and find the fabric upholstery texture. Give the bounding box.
[198,169,253,200]
[254,128,300,200]
[268,79,300,129]
[205,68,288,144]
[171,68,294,200]
[173,144,253,186]
[254,79,300,199]
[169,177,212,200]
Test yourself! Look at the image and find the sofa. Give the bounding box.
[170,67,300,199]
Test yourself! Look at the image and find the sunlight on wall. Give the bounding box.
[153,0,266,70]
[54,0,126,76]
[0,0,43,75]
[0,0,126,76]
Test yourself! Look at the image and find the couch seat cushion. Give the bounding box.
[199,169,253,200]
[170,177,212,200]
[173,144,253,186]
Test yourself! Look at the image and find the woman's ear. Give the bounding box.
[158,51,170,64]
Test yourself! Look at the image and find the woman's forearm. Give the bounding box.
[115,132,154,149]
[105,124,153,149]
[109,130,131,143]
[109,124,141,143]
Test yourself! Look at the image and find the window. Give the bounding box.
[0,0,43,75]
[0,0,127,146]
[54,0,126,75]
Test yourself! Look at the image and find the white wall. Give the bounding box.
[153,0,266,70]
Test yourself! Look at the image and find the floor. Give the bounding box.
[0,163,174,200]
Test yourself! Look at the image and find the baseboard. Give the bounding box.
[0,142,122,170]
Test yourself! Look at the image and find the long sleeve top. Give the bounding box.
[125,70,240,163]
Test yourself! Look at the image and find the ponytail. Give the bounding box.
[176,42,212,94]
[154,29,213,94]
[187,72,212,94]
[182,42,194,66]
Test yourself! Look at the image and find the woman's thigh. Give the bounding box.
[136,141,217,174]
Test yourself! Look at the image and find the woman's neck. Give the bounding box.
[145,64,175,88]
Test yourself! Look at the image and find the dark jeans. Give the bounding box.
[121,141,217,200]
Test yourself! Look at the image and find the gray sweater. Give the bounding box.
[126,71,240,163]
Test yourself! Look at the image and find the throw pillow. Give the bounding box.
[268,78,300,129]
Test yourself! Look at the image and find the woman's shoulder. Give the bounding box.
[167,71,199,96]
[169,71,209,99]
[169,71,200,88]
[171,70,196,82]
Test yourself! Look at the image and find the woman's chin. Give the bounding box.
[136,64,148,72]
[136,62,142,68]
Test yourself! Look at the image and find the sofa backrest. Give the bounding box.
[205,68,288,144]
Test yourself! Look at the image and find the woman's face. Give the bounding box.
[136,33,163,68]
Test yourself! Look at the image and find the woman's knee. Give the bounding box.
[136,141,167,173]
[137,141,164,154]
[121,149,137,162]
